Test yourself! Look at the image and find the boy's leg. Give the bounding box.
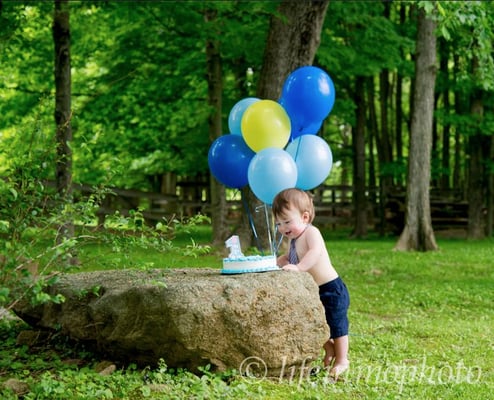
[331,335,349,378]
[323,339,335,367]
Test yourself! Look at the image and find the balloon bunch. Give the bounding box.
[208,66,335,205]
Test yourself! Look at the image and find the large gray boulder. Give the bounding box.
[14,268,328,375]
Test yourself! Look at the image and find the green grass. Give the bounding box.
[1,231,493,399]
[326,237,493,399]
[72,226,220,271]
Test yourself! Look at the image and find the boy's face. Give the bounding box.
[275,206,310,240]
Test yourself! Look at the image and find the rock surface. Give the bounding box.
[14,268,328,374]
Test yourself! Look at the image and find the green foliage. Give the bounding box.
[0,108,71,310]
[1,1,276,192]
[67,1,272,189]
[0,74,216,308]
[319,1,415,78]
[82,210,212,270]
[0,4,53,130]
[436,2,494,90]
[379,158,407,181]
[0,117,212,313]
[2,0,494,201]
[0,200,213,309]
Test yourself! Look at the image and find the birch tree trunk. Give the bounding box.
[395,6,438,251]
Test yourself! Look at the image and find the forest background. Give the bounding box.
[1,0,493,252]
[1,2,493,398]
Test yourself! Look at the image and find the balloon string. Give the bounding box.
[273,225,284,255]
[263,203,273,255]
[293,134,302,161]
[241,190,264,254]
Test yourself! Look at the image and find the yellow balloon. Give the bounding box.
[241,100,291,152]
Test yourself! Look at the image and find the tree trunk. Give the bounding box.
[257,0,329,100]
[351,75,367,238]
[439,38,451,190]
[204,9,229,246]
[379,69,393,170]
[366,77,382,233]
[395,3,406,188]
[395,68,404,187]
[244,0,329,251]
[467,93,486,239]
[53,0,74,242]
[452,53,464,192]
[378,67,394,234]
[395,6,438,252]
[487,136,494,237]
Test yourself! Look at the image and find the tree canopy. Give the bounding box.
[1,0,493,241]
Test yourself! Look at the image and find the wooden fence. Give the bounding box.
[65,182,470,234]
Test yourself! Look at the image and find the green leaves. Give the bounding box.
[436,2,494,90]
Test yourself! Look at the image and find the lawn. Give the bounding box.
[324,236,493,399]
[1,228,493,399]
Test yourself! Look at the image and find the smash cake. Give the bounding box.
[221,235,280,275]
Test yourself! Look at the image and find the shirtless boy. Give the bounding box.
[272,188,350,379]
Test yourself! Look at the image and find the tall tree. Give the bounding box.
[242,0,329,250]
[204,8,229,245]
[437,1,494,238]
[257,0,329,100]
[467,56,486,239]
[394,2,407,189]
[53,0,74,241]
[487,135,494,237]
[351,75,367,238]
[317,1,413,237]
[395,6,438,251]
[438,38,451,190]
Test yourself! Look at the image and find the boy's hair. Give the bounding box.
[272,188,315,223]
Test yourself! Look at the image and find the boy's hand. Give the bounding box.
[277,254,289,266]
[282,264,299,272]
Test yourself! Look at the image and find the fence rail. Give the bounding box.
[58,182,469,233]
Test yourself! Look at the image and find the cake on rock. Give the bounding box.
[221,235,279,274]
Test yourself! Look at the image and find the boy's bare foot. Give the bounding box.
[330,362,349,381]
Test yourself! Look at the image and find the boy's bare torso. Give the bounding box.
[294,225,338,286]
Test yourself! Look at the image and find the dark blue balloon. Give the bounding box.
[291,119,323,141]
[279,66,335,136]
[208,135,255,189]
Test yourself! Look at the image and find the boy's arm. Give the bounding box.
[285,228,323,272]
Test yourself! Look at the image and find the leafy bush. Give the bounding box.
[0,150,211,315]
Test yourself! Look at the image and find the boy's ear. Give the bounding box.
[302,211,310,222]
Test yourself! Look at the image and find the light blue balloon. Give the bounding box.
[248,148,297,205]
[228,97,260,136]
[286,135,333,190]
